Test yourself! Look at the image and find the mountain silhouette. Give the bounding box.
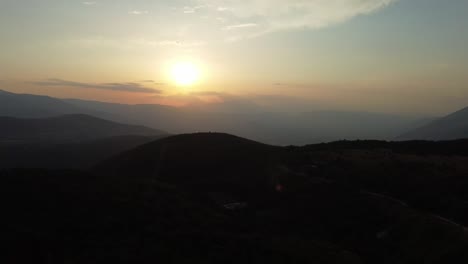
[4,133,468,263]
[0,114,167,169]
[398,106,468,140]
[95,133,282,200]
[0,89,429,145]
[0,114,165,143]
[0,89,86,118]
[0,135,162,169]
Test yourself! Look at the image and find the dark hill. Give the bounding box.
[0,114,166,143]
[4,135,468,263]
[0,114,167,169]
[0,135,162,169]
[95,133,282,199]
[398,106,468,140]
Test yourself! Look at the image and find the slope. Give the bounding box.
[0,114,165,143]
[398,106,468,140]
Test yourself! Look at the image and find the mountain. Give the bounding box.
[398,106,468,140]
[0,114,167,169]
[0,114,165,143]
[67,97,428,145]
[0,89,86,118]
[0,135,162,169]
[7,134,468,263]
[1,89,431,145]
[95,133,282,199]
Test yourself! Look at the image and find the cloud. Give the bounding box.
[182,5,205,14]
[197,0,398,38]
[129,10,149,15]
[150,40,206,47]
[141,80,166,85]
[224,23,258,30]
[82,2,97,6]
[68,37,206,50]
[152,90,320,113]
[33,79,162,94]
[151,91,262,112]
[72,1,398,48]
[191,91,226,96]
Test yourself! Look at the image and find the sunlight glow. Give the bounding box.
[171,62,200,86]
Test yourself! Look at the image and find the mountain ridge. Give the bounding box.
[398,106,468,140]
[0,89,432,145]
[0,114,166,143]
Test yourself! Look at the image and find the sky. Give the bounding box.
[0,0,467,115]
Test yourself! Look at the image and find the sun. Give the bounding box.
[171,62,200,86]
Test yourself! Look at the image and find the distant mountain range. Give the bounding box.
[0,114,166,169]
[0,114,165,143]
[0,89,432,145]
[0,89,87,118]
[398,106,468,140]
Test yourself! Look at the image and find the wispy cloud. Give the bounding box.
[197,0,398,39]
[217,7,230,12]
[191,91,225,96]
[68,37,206,49]
[183,5,205,14]
[140,40,206,48]
[82,1,97,6]
[151,91,260,112]
[224,23,258,30]
[33,79,162,94]
[141,80,166,85]
[129,10,149,15]
[151,91,324,113]
[70,1,398,48]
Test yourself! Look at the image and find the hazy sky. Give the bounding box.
[1,0,467,115]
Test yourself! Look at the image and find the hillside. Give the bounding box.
[5,134,468,263]
[0,114,166,143]
[0,135,161,169]
[0,89,86,118]
[398,106,468,140]
[0,114,167,169]
[95,133,282,199]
